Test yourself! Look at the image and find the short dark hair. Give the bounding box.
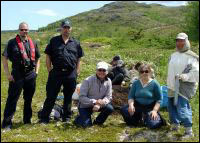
[113,55,121,61]
[134,62,142,71]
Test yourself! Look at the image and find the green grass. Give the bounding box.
[1,30,199,142]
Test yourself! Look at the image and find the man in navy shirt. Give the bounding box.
[38,19,84,123]
[2,22,41,130]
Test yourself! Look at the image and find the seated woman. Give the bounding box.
[74,61,114,128]
[120,64,165,129]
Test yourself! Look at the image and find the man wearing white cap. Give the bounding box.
[167,33,199,139]
[74,61,113,128]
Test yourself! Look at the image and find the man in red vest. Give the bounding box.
[1,22,41,130]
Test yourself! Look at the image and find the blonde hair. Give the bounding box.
[138,64,152,73]
[138,63,155,78]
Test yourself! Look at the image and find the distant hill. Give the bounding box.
[38,1,186,40]
[1,30,37,33]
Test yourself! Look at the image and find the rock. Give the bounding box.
[112,85,129,109]
[89,43,103,48]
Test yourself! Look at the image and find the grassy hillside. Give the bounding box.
[1,1,199,142]
[1,31,199,142]
[38,1,186,40]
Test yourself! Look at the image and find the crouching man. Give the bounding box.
[74,61,114,128]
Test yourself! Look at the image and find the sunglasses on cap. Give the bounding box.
[98,69,106,72]
[140,70,149,74]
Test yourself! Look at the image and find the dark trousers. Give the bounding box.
[2,76,36,127]
[74,104,114,128]
[120,101,164,129]
[39,70,76,122]
[107,72,124,85]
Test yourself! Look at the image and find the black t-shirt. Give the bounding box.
[45,35,84,78]
[2,37,41,80]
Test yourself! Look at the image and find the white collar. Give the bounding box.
[139,78,153,88]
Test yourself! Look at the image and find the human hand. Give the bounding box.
[7,75,15,82]
[96,99,105,106]
[93,104,100,112]
[128,105,135,116]
[150,110,158,120]
[178,74,188,81]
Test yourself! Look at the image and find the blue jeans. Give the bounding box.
[120,104,163,129]
[168,96,192,127]
[74,104,114,128]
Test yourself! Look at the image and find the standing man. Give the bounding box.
[38,19,84,123]
[1,22,41,129]
[167,33,199,139]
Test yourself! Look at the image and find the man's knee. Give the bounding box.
[104,104,114,114]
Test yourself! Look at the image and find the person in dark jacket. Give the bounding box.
[108,56,129,85]
[38,19,84,124]
[2,22,40,130]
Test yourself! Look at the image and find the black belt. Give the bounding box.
[54,68,68,72]
[61,68,68,71]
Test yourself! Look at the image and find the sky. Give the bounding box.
[1,1,187,30]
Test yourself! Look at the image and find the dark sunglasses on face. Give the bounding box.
[98,69,106,72]
[20,29,28,32]
[62,26,70,29]
[140,70,149,74]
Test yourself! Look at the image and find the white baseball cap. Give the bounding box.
[96,61,108,70]
[176,33,188,40]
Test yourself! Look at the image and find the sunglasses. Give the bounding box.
[140,70,149,74]
[62,26,70,29]
[20,29,28,32]
[98,69,106,72]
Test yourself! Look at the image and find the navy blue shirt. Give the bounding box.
[45,35,84,78]
[2,37,40,80]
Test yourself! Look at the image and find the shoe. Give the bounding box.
[2,120,12,129]
[2,125,12,132]
[93,120,103,126]
[38,119,49,124]
[182,132,194,139]
[24,120,31,124]
[170,124,180,131]
[62,118,70,123]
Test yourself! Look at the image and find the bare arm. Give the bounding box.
[150,102,160,120]
[128,99,134,107]
[128,99,135,116]
[2,56,14,82]
[35,58,40,74]
[153,102,160,112]
[46,54,52,72]
[77,58,81,75]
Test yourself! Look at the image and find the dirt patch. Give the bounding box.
[112,85,129,110]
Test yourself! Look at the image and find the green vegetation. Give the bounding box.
[184,1,199,41]
[1,1,199,142]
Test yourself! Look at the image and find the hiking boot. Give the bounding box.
[2,125,12,132]
[182,132,194,139]
[1,120,12,129]
[182,127,194,139]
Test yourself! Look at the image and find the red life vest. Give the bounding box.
[16,35,35,62]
